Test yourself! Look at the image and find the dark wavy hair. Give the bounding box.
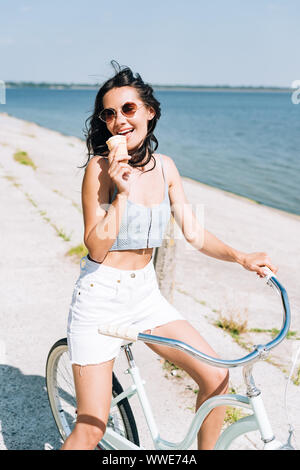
[82,60,161,173]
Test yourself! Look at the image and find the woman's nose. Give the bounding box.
[114,109,127,127]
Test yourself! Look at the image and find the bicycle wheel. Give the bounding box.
[45,338,139,448]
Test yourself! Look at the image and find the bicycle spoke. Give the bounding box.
[46,340,139,447]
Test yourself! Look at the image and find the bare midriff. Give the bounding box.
[100,247,154,270]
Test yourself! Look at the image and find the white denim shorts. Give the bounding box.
[67,255,184,365]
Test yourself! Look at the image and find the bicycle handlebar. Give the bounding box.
[98,267,291,369]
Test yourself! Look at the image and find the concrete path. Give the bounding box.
[0,113,299,450]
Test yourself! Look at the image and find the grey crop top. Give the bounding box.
[108,155,171,251]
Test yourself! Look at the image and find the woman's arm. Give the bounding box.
[195,229,277,278]
[82,156,129,262]
[164,155,278,277]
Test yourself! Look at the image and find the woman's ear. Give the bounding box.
[147,106,156,121]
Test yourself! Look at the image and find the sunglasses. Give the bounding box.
[98,102,145,124]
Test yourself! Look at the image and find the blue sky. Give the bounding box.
[1,0,299,86]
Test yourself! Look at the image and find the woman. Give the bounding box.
[63,61,277,450]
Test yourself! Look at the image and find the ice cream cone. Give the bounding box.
[106,135,128,158]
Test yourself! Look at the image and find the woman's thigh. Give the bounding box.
[146,320,228,394]
[72,359,115,434]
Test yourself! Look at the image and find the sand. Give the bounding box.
[0,112,299,450]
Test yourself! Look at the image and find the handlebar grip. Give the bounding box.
[262,266,277,282]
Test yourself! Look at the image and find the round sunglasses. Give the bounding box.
[98,102,145,124]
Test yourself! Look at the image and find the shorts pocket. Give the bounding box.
[77,275,118,301]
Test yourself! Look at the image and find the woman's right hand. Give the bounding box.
[107,144,132,196]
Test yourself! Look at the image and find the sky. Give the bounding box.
[1,0,299,87]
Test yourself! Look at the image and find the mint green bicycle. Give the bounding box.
[46,267,296,450]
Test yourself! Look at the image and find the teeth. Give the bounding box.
[118,129,133,135]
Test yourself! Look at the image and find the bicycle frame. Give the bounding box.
[98,268,291,451]
[100,343,283,450]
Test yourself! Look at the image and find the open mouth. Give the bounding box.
[117,128,134,141]
[117,128,134,136]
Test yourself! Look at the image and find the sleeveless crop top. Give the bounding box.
[108,155,171,251]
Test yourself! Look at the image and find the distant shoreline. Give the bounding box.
[1,110,299,219]
[4,82,291,93]
[0,108,300,221]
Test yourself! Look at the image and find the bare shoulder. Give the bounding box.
[156,153,181,188]
[83,155,111,186]
[84,155,109,176]
[82,155,112,202]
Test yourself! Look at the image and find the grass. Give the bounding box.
[162,359,193,380]
[185,384,199,394]
[249,328,299,340]
[292,367,300,386]
[163,359,184,378]
[24,192,72,241]
[71,201,82,213]
[3,164,75,245]
[66,243,88,261]
[215,312,248,340]
[25,192,38,207]
[54,227,72,241]
[215,305,299,343]
[52,189,82,213]
[13,150,37,170]
[224,406,249,426]
[2,174,21,188]
[222,386,250,426]
[215,309,300,380]
[217,320,299,342]
[176,287,208,308]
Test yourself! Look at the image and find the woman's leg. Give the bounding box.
[61,359,115,450]
[145,320,229,450]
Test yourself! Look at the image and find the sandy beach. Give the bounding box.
[0,112,299,450]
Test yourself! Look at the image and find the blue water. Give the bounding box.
[2,88,300,216]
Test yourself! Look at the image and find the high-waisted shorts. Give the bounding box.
[67,255,184,365]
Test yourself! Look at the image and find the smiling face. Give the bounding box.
[102,86,155,152]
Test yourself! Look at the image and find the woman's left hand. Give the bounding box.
[240,252,278,278]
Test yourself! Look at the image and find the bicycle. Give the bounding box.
[46,267,296,450]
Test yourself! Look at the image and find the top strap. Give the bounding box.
[159,155,167,185]
[110,154,167,203]
[159,155,169,198]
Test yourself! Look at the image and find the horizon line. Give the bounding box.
[4,80,291,90]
